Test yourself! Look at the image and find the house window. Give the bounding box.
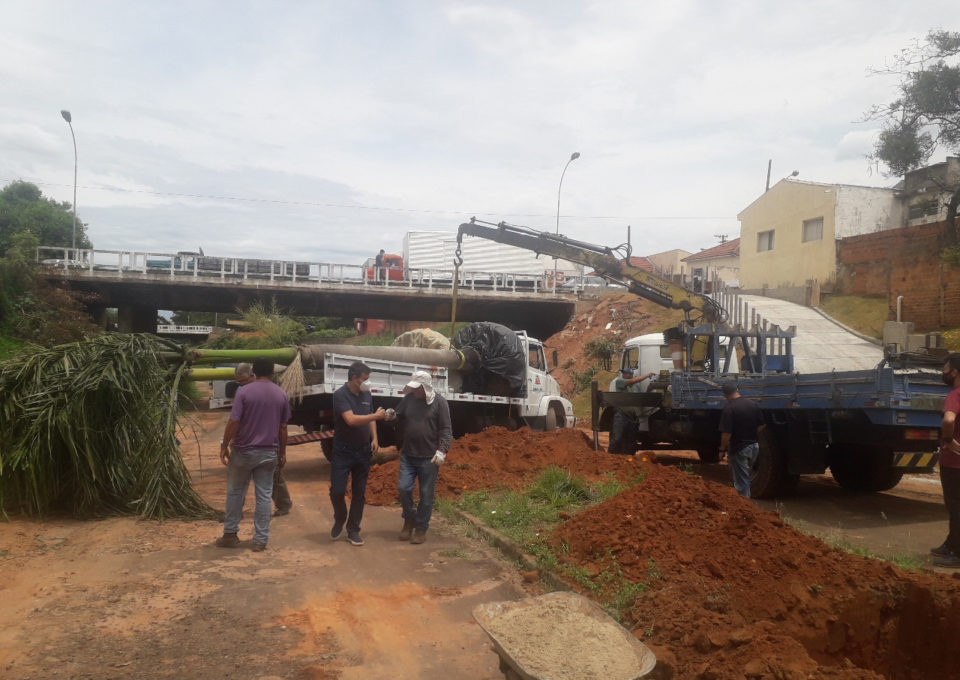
[908,199,940,220]
[802,217,823,243]
[757,230,775,252]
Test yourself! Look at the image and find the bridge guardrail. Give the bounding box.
[37,247,590,297]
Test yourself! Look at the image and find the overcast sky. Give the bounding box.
[2,2,957,266]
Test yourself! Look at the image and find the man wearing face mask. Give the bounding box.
[395,371,452,544]
[934,353,960,568]
[329,361,386,546]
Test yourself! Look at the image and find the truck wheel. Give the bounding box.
[830,449,903,493]
[544,408,558,431]
[751,426,798,498]
[320,439,333,462]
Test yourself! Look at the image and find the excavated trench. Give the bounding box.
[366,427,960,680]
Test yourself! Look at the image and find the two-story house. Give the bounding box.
[737,178,901,304]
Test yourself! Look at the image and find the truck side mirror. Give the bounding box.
[552,350,558,368]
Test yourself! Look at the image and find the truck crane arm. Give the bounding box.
[456,219,725,324]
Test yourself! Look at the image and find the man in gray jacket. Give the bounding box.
[395,370,452,544]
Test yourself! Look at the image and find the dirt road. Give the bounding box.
[0,411,529,680]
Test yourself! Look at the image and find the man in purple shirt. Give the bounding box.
[216,357,291,552]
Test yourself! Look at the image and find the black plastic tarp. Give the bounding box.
[452,322,526,397]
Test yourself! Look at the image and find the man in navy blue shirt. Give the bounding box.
[329,361,386,546]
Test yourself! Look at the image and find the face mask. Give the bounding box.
[360,380,372,392]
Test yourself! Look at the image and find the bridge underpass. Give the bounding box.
[46,269,577,340]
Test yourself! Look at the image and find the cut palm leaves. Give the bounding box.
[0,333,216,519]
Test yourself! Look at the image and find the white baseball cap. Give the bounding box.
[405,370,436,404]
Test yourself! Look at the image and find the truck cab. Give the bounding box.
[519,333,572,430]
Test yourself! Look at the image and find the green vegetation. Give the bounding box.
[0,333,24,360]
[584,336,618,371]
[0,333,216,519]
[452,466,650,619]
[570,368,615,420]
[818,294,888,339]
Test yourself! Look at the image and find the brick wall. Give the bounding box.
[835,220,960,330]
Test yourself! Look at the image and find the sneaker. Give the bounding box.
[330,523,344,541]
[347,532,365,546]
[931,542,952,557]
[399,519,415,541]
[215,533,240,548]
[933,553,960,568]
[273,507,291,517]
[410,529,427,545]
[251,541,267,552]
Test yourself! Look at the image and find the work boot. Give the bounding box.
[399,518,415,541]
[273,506,291,517]
[410,529,427,545]
[215,533,240,548]
[251,541,267,552]
[934,553,960,568]
[931,542,952,557]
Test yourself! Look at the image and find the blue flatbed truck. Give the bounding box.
[455,219,949,498]
[592,322,949,498]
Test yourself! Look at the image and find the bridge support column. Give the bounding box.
[118,305,157,333]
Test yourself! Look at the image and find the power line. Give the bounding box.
[6,177,735,222]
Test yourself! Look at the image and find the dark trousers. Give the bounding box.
[272,468,292,511]
[941,465,960,554]
[329,441,372,533]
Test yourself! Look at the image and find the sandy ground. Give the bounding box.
[0,410,532,680]
[2,409,958,680]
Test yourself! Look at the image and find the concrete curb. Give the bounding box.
[451,508,570,592]
[811,306,883,347]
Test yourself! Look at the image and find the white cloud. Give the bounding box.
[1,0,957,267]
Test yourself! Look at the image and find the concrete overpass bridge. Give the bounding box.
[38,247,579,339]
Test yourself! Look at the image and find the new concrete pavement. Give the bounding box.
[732,294,883,373]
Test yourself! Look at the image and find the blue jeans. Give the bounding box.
[730,442,759,498]
[224,447,278,545]
[329,441,372,534]
[398,455,439,531]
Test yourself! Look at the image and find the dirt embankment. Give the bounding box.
[544,291,684,396]
[368,427,960,680]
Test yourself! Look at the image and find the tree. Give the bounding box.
[0,180,91,256]
[866,30,960,242]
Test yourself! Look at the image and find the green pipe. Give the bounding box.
[187,347,298,365]
[184,367,238,381]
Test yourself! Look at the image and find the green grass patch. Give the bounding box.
[0,333,25,360]
[569,369,616,420]
[451,465,648,619]
[818,294,888,339]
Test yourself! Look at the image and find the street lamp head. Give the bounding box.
[570,152,580,161]
[61,110,72,123]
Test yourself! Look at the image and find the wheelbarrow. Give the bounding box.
[473,591,656,680]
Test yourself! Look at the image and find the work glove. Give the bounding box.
[431,451,446,466]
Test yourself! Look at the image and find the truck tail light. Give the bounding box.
[903,429,939,441]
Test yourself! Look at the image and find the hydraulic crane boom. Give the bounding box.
[456,219,725,324]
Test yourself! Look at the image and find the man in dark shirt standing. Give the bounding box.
[395,371,452,544]
[933,353,960,568]
[330,361,386,546]
[718,381,765,498]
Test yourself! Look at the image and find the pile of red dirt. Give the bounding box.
[369,426,960,680]
[553,461,960,679]
[365,426,640,505]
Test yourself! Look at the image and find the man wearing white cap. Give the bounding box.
[395,370,452,544]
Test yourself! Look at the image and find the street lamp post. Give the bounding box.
[553,151,580,288]
[61,109,78,254]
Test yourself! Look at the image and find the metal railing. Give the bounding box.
[37,247,592,297]
[156,325,213,335]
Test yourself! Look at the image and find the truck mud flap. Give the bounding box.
[892,451,939,471]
